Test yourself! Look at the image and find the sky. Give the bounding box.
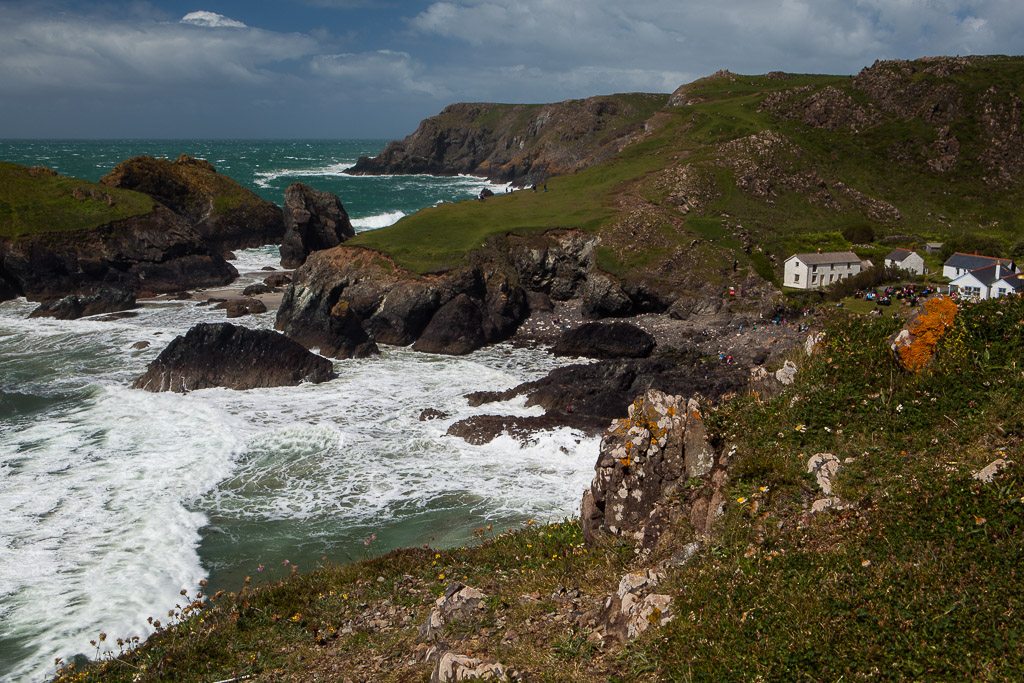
[0,0,1022,139]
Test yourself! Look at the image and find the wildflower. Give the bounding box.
[438,573,445,580]
[282,559,290,566]
[824,426,832,433]
[795,424,807,433]
[364,534,377,546]
[736,497,747,504]
[896,404,903,413]
[257,564,264,572]
[759,486,769,493]
[861,559,871,567]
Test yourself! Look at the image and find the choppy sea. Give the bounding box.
[0,141,596,682]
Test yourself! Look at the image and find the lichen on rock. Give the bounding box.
[888,296,958,372]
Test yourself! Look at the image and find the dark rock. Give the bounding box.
[450,357,747,445]
[169,291,194,300]
[552,321,655,359]
[419,408,449,421]
[581,273,633,318]
[214,298,267,318]
[526,290,554,312]
[133,322,334,392]
[413,293,485,355]
[0,205,237,301]
[101,154,285,253]
[261,266,277,271]
[280,183,355,268]
[263,272,292,288]
[29,286,137,320]
[365,280,441,346]
[242,283,272,296]
[132,341,150,350]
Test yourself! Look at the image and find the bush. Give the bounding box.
[841,223,875,244]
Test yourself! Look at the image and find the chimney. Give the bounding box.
[817,248,822,254]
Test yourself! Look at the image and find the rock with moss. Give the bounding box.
[280,183,355,268]
[101,154,285,254]
[888,296,958,372]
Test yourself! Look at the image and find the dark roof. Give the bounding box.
[998,272,1024,292]
[788,251,861,265]
[963,264,1006,286]
[944,252,1013,271]
[885,248,916,262]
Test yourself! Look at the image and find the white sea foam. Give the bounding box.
[0,261,593,681]
[351,210,406,231]
[253,162,355,188]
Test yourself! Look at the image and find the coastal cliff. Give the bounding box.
[347,94,669,186]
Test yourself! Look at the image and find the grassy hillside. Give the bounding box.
[57,295,1023,681]
[0,162,154,238]
[353,56,1024,285]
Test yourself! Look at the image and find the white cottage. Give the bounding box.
[948,263,1015,300]
[783,251,862,290]
[942,253,1014,280]
[884,248,925,275]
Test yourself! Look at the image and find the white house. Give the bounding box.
[884,248,925,275]
[949,263,1016,300]
[783,251,862,290]
[942,252,1015,280]
[994,272,1024,298]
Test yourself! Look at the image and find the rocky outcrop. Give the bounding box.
[0,204,237,302]
[348,95,669,186]
[275,245,530,358]
[593,569,675,642]
[888,296,957,372]
[279,183,355,268]
[418,582,488,642]
[580,390,723,544]
[551,321,655,359]
[449,357,747,445]
[28,286,137,320]
[101,154,285,253]
[133,322,335,392]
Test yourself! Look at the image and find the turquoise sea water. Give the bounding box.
[0,141,593,682]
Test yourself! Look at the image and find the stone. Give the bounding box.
[280,182,355,268]
[29,286,137,320]
[419,408,449,421]
[551,321,655,359]
[774,359,798,385]
[807,453,842,495]
[242,283,272,296]
[431,652,507,682]
[133,322,335,392]
[214,297,267,318]
[594,569,674,641]
[811,497,846,513]
[581,273,632,318]
[263,272,292,288]
[973,458,1013,484]
[888,296,957,372]
[418,582,488,642]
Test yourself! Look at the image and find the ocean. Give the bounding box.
[0,141,597,682]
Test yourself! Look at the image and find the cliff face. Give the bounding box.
[101,154,285,253]
[348,94,669,186]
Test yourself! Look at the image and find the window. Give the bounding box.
[811,275,817,283]
[812,265,817,272]
[794,273,800,283]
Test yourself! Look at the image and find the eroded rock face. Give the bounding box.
[581,390,719,543]
[133,322,334,392]
[0,205,237,301]
[280,183,355,268]
[430,652,507,683]
[551,321,655,359]
[419,582,488,642]
[413,293,485,355]
[101,154,285,253]
[594,569,675,642]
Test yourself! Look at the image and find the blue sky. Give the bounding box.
[1,0,1022,138]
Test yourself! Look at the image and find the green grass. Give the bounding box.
[0,162,154,238]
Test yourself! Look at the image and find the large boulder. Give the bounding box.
[551,321,655,359]
[133,322,335,392]
[279,183,355,268]
[581,273,633,318]
[101,154,285,254]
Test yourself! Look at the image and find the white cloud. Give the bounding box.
[180,11,248,28]
[310,49,443,96]
[0,7,319,93]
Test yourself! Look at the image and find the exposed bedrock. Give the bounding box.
[580,389,731,547]
[280,182,355,269]
[551,321,655,359]
[0,205,237,311]
[29,286,137,320]
[447,356,748,445]
[133,322,335,392]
